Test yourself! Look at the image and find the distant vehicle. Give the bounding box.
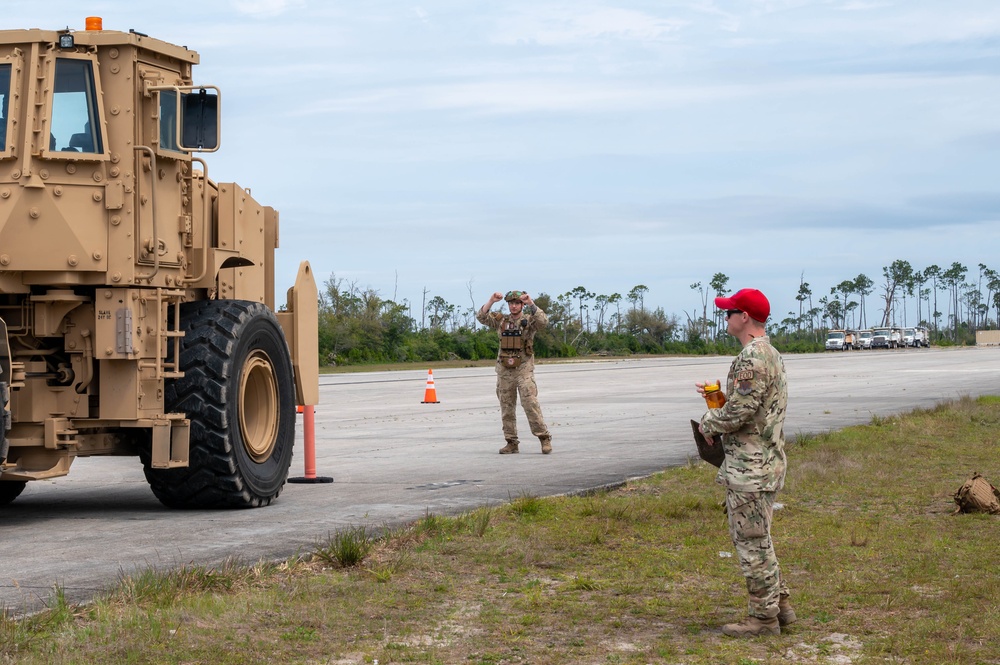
[914,326,930,347]
[901,327,929,348]
[890,327,904,348]
[871,327,902,349]
[857,329,874,349]
[825,329,857,351]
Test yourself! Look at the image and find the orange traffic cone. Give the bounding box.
[421,369,440,404]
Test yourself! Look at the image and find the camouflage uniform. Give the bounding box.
[700,335,789,620]
[476,304,550,449]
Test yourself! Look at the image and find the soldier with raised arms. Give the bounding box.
[477,290,552,455]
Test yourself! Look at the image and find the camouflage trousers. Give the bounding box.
[726,489,790,619]
[495,358,549,442]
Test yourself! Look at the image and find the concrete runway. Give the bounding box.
[2,346,998,614]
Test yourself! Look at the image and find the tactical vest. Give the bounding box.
[499,319,525,368]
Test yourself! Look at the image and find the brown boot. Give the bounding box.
[540,436,552,454]
[778,595,797,626]
[499,440,519,454]
[721,616,780,638]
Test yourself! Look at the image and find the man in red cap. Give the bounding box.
[696,288,794,637]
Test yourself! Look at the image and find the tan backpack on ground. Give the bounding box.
[953,473,1000,515]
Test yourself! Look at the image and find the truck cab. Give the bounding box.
[915,326,930,347]
[889,327,903,349]
[825,329,856,351]
[857,329,873,349]
[906,326,930,348]
[871,327,891,349]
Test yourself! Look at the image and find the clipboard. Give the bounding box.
[691,419,724,467]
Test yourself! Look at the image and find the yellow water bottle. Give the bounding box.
[704,382,726,409]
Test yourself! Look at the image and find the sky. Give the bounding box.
[7,1,1000,329]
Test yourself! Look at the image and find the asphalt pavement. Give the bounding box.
[2,346,998,614]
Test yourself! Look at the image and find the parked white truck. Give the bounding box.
[825,329,857,351]
[871,327,903,349]
[857,329,874,349]
[918,326,930,347]
[906,326,930,347]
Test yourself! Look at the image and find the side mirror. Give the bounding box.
[179,88,219,151]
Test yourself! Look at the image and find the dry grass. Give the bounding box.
[3,396,999,664]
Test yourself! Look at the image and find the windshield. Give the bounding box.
[50,58,102,154]
[860,332,872,338]
[828,332,844,340]
[0,63,10,151]
[159,89,181,152]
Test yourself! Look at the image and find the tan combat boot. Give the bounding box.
[721,616,780,638]
[499,440,519,454]
[778,595,797,626]
[540,436,552,455]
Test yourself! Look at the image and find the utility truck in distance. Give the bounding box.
[903,327,929,348]
[871,327,903,349]
[824,329,857,351]
[0,18,318,508]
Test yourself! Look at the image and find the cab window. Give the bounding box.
[0,63,11,151]
[50,58,102,154]
[159,89,181,153]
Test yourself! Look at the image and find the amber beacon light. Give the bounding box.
[85,16,103,31]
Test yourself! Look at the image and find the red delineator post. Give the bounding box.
[288,404,333,484]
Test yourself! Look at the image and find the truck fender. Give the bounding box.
[276,261,319,407]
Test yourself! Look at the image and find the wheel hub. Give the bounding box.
[239,351,279,463]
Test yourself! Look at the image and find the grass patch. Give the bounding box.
[313,525,374,568]
[3,395,1000,664]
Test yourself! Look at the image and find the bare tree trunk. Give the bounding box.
[421,287,428,331]
[466,279,476,316]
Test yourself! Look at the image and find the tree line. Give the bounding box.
[317,275,695,365]
[314,260,998,366]
[779,261,998,342]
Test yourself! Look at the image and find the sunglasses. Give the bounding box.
[725,309,743,318]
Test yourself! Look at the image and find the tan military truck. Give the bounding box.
[0,19,318,508]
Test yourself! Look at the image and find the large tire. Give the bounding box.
[0,480,26,506]
[143,300,296,509]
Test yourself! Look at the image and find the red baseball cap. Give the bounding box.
[715,288,770,322]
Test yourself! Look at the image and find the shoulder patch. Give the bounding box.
[736,369,753,381]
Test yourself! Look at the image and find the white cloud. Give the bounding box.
[229,0,305,18]
[836,2,893,10]
[689,0,742,33]
[289,70,992,123]
[492,6,686,46]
